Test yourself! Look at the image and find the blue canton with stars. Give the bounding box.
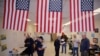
[49,0,62,12]
[16,0,30,11]
[81,0,94,11]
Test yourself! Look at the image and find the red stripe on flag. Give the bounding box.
[73,0,76,32]
[24,11,28,31]
[85,12,87,31]
[55,12,58,32]
[81,12,84,31]
[21,11,25,31]
[77,0,80,32]
[6,0,10,29]
[40,0,43,32]
[10,0,14,29]
[36,0,39,32]
[13,11,17,30]
[48,12,50,33]
[88,12,91,31]
[88,11,91,31]
[3,0,6,29]
[44,0,47,32]
[52,12,54,32]
[92,11,95,31]
[70,0,72,32]
[60,12,62,33]
[17,10,21,30]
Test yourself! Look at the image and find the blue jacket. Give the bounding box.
[80,38,90,52]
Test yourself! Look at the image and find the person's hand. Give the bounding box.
[42,45,47,49]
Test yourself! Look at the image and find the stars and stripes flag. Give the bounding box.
[70,0,95,32]
[36,0,62,33]
[3,0,30,31]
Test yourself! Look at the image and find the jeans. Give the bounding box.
[61,44,66,54]
[37,50,44,56]
[72,47,78,56]
[81,51,88,56]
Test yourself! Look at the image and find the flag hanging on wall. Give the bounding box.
[70,0,95,32]
[36,0,62,33]
[3,0,30,31]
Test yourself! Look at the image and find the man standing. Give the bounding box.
[80,34,90,56]
[54,37,60,56]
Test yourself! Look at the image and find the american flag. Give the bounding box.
[3,0,30,31]
[36,0,62,33]
[70,0,95,32]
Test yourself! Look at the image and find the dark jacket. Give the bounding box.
[54,39,60,49]
[24,37,34,54]
[25,37,34,47]
[61,35,68,43]
[80,38,90,52]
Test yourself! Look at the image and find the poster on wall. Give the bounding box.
[0,34,6,40]
[1,44,7,51]
[94,28,99,33]
[93,38,98,43]
[91,33,95,38]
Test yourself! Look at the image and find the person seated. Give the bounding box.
[92,44,99,51]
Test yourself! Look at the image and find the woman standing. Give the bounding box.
[60,33,68,54]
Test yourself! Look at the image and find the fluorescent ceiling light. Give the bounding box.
[27,19,31,22]
[63,21,71,26]
[94,8,100,15]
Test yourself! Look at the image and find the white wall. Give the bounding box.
[0,19,36,56]
[40,33,51,42]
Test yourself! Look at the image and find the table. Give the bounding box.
[12,47,26,56]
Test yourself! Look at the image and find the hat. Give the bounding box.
[39,36,44,40]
